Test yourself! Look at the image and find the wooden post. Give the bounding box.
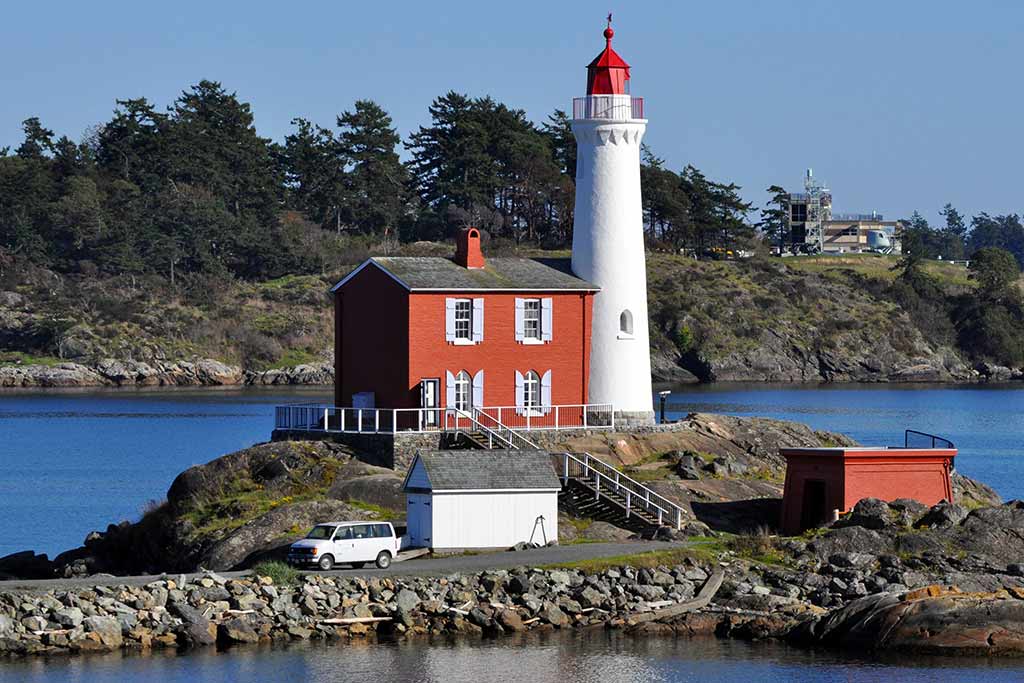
[625,491,631,519]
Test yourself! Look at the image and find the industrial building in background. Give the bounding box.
[784,169,901,255]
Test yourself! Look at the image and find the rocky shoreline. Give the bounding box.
[4,545,1024,660]
[2,356,1022,389]
[0,359,334,388]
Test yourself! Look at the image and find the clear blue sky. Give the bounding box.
[3,1,1022,224]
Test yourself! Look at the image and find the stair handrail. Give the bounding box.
[447,409,519,449]
[469,408,542,450]
[560,451,684,530]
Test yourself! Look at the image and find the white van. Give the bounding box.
[287,521,399,570]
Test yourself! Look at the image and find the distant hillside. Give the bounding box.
[646,253,980,383]
[0,248,1011,387]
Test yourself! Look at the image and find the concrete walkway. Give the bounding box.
[0,541,689,594]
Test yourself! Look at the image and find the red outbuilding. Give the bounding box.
[331,228,599,429]
[779,444,956,535]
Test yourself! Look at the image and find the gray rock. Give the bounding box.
[82,616,122,648]
[217,617,259,644]
[0,615,13,636]
[829,552,875,569]
[841,498,892,530]
[53,607,84,628]
[915,502,968,529]
[395,589,420,613]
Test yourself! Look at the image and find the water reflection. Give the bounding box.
[3,632,1024,683]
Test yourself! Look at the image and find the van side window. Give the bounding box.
[334,527,352,540]
[372,523,391,538]
[350,524,371,539]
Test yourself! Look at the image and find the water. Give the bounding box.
[661,382,1024,501]
[1,387,330,558]
[3,384,1024,680]
[2,383,1022,558]
[1,631,1022,682]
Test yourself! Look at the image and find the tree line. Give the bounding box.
[0,81,756,281]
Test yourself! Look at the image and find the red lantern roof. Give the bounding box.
[586,15,631,96]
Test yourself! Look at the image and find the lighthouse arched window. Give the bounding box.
[619,309,634,338]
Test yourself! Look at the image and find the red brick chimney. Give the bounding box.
[454,227,485,269]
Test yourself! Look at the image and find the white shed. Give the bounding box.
[403,450,561,551]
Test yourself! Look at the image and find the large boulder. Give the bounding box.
[199,499,378,570]
[328,473,405,511]
[812,586,1024,655]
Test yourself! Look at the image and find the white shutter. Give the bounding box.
[514,298,525,343]
[514,370,525,416]
[541,298,553,342]
[472,298,484,342]
[541,370,552,415]
[472,369,484,408]
[445,299,456,342]
[445,371,456,409]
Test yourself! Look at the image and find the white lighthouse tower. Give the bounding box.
[571,17,654,426]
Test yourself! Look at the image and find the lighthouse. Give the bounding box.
[570,17,654,426]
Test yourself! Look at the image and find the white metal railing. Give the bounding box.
[559,452,683,530]
[572,95,644,121]
[273,403,615,435]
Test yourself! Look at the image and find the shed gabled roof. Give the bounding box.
[332,256,598,293]
[403,450,562,492]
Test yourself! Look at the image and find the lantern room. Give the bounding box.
[586,15,631,95]
[779,434,956,535]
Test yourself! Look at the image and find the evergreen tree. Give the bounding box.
[758,185,789,251]
[336,100,411,237]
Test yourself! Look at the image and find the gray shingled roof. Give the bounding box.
[337,256,598,292]
[409,450,562,491]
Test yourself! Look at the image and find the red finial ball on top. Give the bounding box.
[604,13,614,41]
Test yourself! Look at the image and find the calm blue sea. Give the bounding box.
[1,383,1022,558]
[2,630,1023,682]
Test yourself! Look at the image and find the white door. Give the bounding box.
[348,523,378,562]
[331,525,355,563]
[407,494,433,547]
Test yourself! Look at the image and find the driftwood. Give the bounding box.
[625,570,725,626]
[320,616,392,625]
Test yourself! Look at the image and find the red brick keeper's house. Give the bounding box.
[331,228,599,428]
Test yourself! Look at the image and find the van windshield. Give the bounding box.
[306,525,336,540]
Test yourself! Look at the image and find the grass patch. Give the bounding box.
[343,499,402,520]
[622,465,675,482]
[541,547,713,573]
[269,348,321,369]
[0,351,65,367]
[726,530,790,567]
[252,560,300,586]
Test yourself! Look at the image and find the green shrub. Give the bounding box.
[252,560,299,586]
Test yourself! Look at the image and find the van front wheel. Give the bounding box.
[318,554,335,571]
[375,551,392,569]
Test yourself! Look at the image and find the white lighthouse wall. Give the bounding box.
[571,118,654,418]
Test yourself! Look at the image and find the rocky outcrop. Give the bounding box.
[807,586,1024,655]
[42,441,406,577]
[0,359,333,388]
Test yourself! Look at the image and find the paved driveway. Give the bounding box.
[0,541,688,594]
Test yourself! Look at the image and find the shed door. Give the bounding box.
[406,494,432,548]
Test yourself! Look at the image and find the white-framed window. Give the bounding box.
[454,370,472,411]
[446,297,483,344]
[523,370,540,412]
[515,369,551,416]
[454,299,472,340]
[523,299,541,340]
[515,297,552,343]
